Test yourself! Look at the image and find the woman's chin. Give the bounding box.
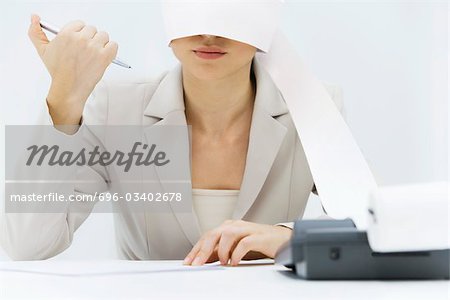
[188,67,230,81]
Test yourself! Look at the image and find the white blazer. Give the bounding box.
[1,58,343,260]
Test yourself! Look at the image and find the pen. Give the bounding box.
[39,19,132,69]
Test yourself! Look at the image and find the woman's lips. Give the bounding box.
[193,47,227,60]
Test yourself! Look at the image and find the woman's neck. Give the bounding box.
[183,62,255,136]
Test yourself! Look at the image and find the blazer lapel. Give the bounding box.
[232,59,289,220]
[143,65,201,246]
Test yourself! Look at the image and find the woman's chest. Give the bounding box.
[190,133,249,190]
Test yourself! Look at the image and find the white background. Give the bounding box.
[0,0,448,260]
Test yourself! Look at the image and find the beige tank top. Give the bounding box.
[192,188,240,234]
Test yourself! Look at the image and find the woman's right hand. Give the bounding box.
[28,14,118,125]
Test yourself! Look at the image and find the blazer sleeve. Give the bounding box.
[1,81,110,260]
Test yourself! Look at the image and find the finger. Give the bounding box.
[183,241,203,265]
[60,20,86,34]
[28,14,49,57]
[217,226,247,265]
[205,245,220,263]
[103,41,118,62]
[230,235,261,266]
[191,231,221,266]
[91,31,109,47]
[78,25,97,40]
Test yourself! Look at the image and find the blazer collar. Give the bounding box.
[143,58,288,119]
[232,59,288,220]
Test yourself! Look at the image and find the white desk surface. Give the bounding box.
[0,259,448,300]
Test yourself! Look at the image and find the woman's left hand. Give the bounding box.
[183,220,292,266]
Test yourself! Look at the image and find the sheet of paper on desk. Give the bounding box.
[0,260,225,277]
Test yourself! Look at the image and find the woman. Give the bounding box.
[3,9,342,265]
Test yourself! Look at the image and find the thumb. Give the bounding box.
[28,14,49,57]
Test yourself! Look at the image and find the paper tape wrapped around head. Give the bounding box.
[161,0,378,229]
[162,0,282,53]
